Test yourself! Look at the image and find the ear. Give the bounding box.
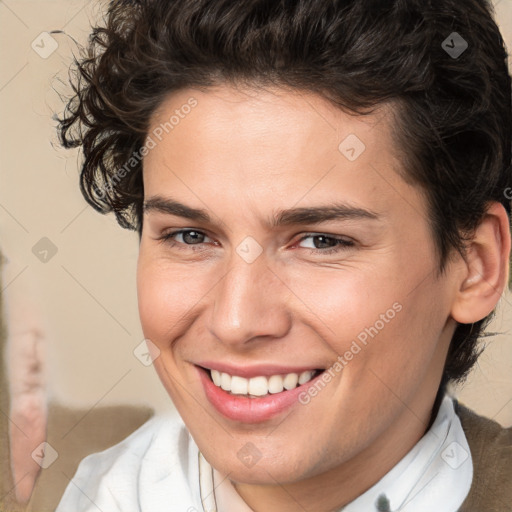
[451,202,511,324]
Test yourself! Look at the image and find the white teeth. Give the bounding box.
[268,375,284,394]
[220,372,231,391]
[209,369,318,396]
[298,370,315,385]
[283,373,299,390]
[248,376,268,396]
[211,369,221,386]
[230,375,248,395]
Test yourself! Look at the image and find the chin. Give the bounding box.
[205,445,322,485]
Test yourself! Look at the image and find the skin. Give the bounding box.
[137,84,510,512]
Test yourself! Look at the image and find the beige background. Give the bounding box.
[0,0,511,425]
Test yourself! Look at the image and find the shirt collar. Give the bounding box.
[340,394,473,511]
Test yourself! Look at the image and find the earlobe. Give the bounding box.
[451,202,511,324]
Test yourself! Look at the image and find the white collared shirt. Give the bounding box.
[56,395,472,512]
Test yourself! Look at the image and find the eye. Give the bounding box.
[158,229,215,250]
[297,233,355,255]
[157,230,354,255]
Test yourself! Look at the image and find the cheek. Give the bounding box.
[338,278,450,411]
[282,263,401,349]
[136,254,199,343]
[295,261,446,381]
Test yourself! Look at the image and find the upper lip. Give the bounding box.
[196,361,324,378]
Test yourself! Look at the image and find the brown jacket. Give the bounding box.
[456,400,512,511]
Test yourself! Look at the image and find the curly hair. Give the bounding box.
[57,0,512,384]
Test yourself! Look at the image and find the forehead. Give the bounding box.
[142,84,424,226]
[146,84,395,162]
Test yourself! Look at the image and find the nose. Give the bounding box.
[208,252,291,349]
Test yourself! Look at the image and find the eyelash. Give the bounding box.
[158,229,355,255]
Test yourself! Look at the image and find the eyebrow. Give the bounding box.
[143,196,380,227]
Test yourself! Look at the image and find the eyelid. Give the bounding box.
[296,232,355,244]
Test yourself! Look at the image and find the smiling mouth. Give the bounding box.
[202,367,324,398]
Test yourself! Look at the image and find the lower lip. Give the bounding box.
[197,366,324,423]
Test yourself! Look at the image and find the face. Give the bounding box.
[137,84,459,486]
